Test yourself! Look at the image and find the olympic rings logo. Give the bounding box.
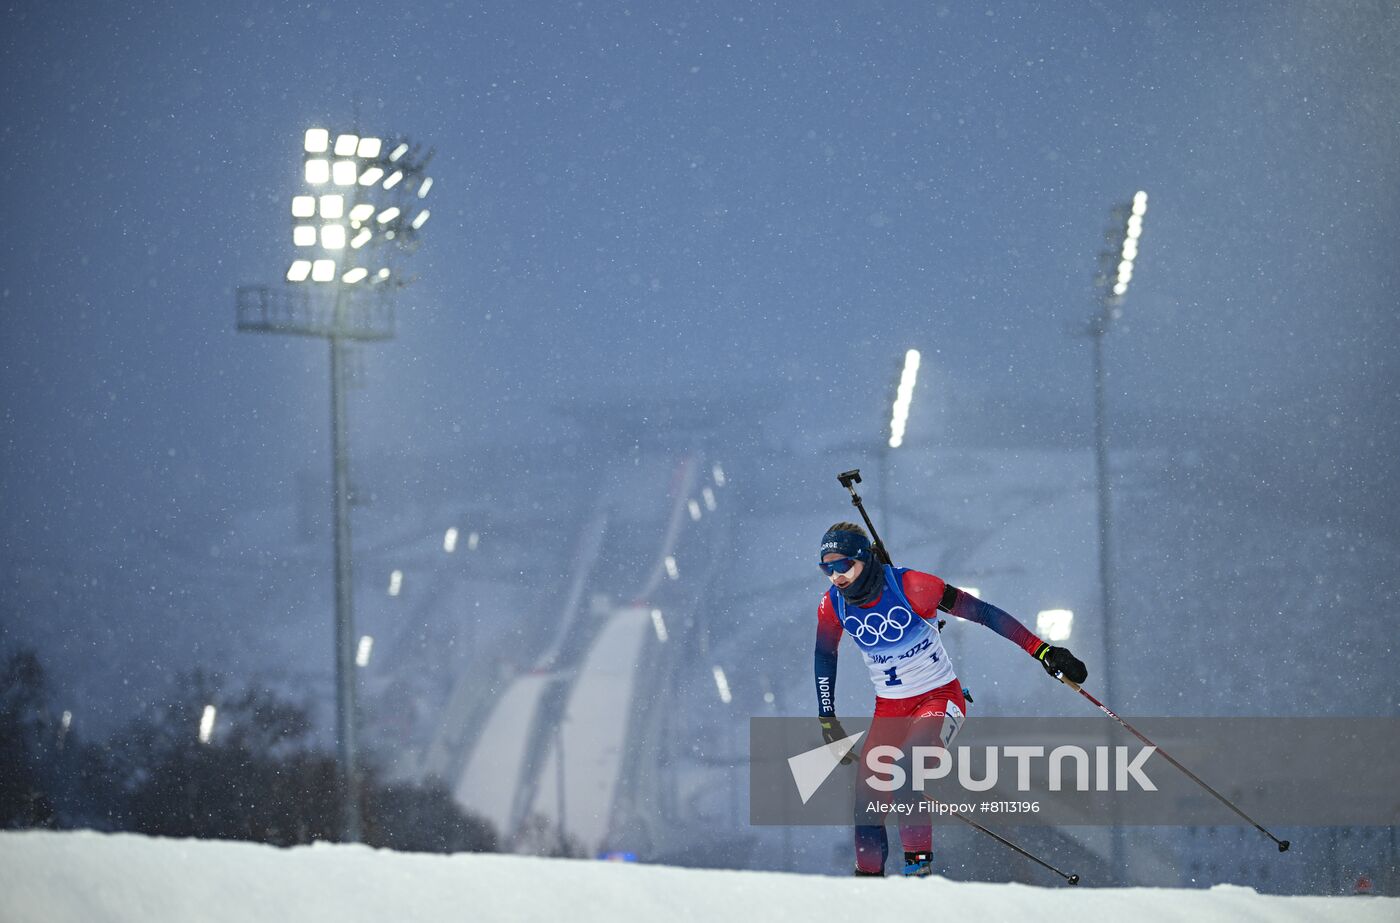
[842,605,915,647]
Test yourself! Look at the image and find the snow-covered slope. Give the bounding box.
[1,831,1392,923]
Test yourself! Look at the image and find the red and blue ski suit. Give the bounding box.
[815,565,1046,874]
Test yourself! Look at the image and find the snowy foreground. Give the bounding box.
[1,831,1394,923]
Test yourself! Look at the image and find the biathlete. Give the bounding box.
[813,521,1087,877]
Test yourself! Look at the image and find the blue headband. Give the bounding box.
[819,528,871,562]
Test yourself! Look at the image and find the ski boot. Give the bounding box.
[854,867,885,877]
[903,851,933,877]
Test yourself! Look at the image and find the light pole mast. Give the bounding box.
[1090,306,1116,744]
[1089,189,1147,882]
[236,127,435,842]
[328,288,360,841]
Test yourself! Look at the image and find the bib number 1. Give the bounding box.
[883,666,902,687]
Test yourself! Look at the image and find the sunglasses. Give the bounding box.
[819,556,861,576]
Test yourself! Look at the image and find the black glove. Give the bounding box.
[1036,644,1088,684]
[819,716,857,764]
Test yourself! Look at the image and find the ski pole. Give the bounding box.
[1056,676,1290,852]
[836,469,893,565]
[835,468,951,630]
[933,798,1080,885]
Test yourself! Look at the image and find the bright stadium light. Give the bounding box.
[887,348,921,449]
[236,124,437,844]
[198,705,217,744]
[877,348,923,539]
[1110,191,1148,301]
[278,133,435,286]
[388,569,403,596]
[418,177,433,198]
[712,665,733,704]
[444,527,459,552]
[651,608,669,642]
[664,555,679,579]
[688,499,702,521]
[1037,608,1074,642]
[332,160,357,186]
[355,635,374,667]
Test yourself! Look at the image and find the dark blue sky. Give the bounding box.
[2,1,1397,542]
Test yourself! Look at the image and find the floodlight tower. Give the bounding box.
[882,348,921,538]
[1089,190,1146,884]
[1089,190,1145,714]
[236,127,435,843]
